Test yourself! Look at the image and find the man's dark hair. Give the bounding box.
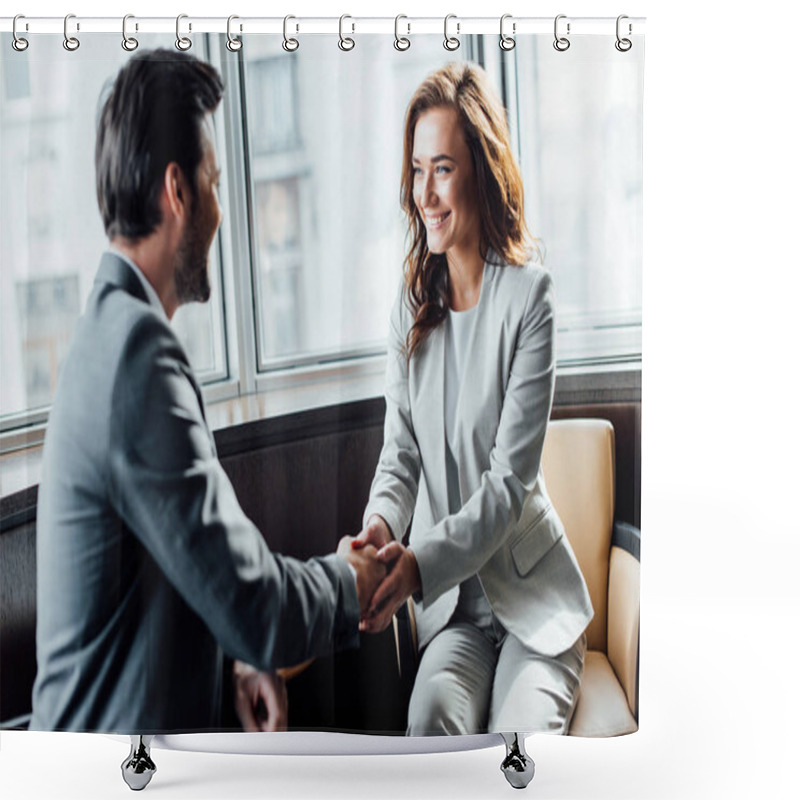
[95,49,224,240]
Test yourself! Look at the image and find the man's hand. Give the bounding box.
[351,515,393,551]
[360,542,421,634]
[232,660,288,732]
[337,536,386,616]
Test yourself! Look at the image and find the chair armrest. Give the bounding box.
[607,522,640,721]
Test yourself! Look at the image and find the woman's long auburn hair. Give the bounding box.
[401,62,536,361]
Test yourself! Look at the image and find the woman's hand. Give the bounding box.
[351,515,393,551]
[337,536,386,616]
[359,542,421,634]
[232,660,288,732]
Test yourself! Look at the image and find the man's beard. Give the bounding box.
[174,215,211,305]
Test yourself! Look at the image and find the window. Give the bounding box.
[512,36,643,367]
[239,35,466,371]
[1,32,641,447]
[0,36,227,430]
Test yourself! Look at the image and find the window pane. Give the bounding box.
[514,36,643,366]
[0,37,227,424]
[241,35,465,368]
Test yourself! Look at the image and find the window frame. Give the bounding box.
[503,36,643,372]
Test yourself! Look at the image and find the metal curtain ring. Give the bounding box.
[12,14,29,51]
[615,15,632,52]
[394,14,410,51]
[226,15,242,52]
[175,14,192,51]
[282,15,299,52]
[499,14,515,51]
[444,14,460,51]
[338,14,355,51]
[122,14,139,51]
[553,14,570,52]
[63,14,80,51]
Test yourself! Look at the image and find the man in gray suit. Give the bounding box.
[30,49,384,734]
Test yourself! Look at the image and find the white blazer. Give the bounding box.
[364,255,593,656]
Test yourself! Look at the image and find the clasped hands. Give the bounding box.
[233,516,419,732]
[337,515,421,634]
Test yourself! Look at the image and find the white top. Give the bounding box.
[444,305,501,632]
[444,305,478,461]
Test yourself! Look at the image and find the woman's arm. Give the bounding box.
[360,289,422,543]
[411,268,557,607]
[361,268,558,634]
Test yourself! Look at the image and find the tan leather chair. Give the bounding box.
[541,418,639,736]
[394,417,639,737]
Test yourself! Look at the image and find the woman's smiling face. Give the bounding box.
[412,106,481,259]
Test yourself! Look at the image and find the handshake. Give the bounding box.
[336,515,421,634]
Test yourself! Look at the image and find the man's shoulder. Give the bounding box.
[91,274,167,331]
[86,278,179,362]
[54,277,179,413]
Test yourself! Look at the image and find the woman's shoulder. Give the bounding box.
[489,257,553,307]
[390,279,415,333]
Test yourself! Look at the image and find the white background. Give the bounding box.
[2,0,799,798]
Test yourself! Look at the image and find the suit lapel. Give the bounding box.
[414,322,447,522]
[415,257,496,520]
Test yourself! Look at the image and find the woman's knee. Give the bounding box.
[489,635,585,734]
[489,688,573,734]
[407,672,485,736]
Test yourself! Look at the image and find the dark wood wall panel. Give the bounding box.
[218,425,400,731]
[0,521,37,725]
[220,426,385,558]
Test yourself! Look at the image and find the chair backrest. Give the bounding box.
[541,418,615,653]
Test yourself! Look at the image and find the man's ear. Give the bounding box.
[162,162,190,224]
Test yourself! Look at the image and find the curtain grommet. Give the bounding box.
[444,14,460,51]
[63,14,80,51]
[226,15,243,52]
[121,14,139,51]
[553,14,571,52]
[500,14,515,51]
[175,14,192,51]
[338,14,355,51]
[394,14,411,51]
[12,14,29,51]
[282,15,299,52]
[615,15,633,52]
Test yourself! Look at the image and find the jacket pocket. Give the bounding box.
[510,508,564,576]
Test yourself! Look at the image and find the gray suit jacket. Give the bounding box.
[364,256,593,655]
[30,253,359,733]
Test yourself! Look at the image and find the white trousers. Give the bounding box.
[407,617,586,735]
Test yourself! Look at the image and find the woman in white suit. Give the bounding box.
[352,63,593,735]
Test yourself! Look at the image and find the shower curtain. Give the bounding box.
[0,20,643,741]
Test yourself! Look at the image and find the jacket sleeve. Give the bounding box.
[412,269,557,606]
[362,287,421,541]
[107,314,360,671]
